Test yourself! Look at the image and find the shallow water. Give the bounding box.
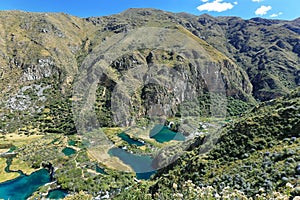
[118,132,145,146]
[0,169,51,200]
[108,148,156,179]
[62,147,76,156]
[96,165,107,174]
[47,188,68,199]
[149,124,185,143]
[68,140,76,146]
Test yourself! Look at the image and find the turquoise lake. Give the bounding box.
[108,148,156,179]
[47,189,68,199]
[62,147,76,156]
[0,169,51,200]
[149,124,185,143]
[96,165,107,174]
[68,139,76,146]
[118,132,145,146]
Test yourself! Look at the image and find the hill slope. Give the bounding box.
[0,9,255,133]
[115,88,300,199]
[0,8,299,199]
[0,9,299,134]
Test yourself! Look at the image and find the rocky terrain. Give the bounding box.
[0,9,299,133]
[0,8,299,199]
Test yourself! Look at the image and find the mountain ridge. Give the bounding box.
[0,8,299,199]
[0,8,299,132]
[1,8,299,100]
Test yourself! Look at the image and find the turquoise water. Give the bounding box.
[0,169,51,200]
[108,148,156,179]
[136,171,156,180]
[4,157,13,173]
[62,147,76,156]
[8,145,16,153]
[51,138,60,144]
[68,140,76,146]
[118,133,145,146]
[47,189,68,199]
[149,125,185,143]
[96,165,107,174]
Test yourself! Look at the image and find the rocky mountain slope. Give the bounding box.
[88,8,300,101]
[0,8,299,200]
[0,9,299,134]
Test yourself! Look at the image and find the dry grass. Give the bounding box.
[0,133,42,181]
[0,133,43,147]
[87,145,133,173]
[175,25,231,63]
[0,149,9,154]
[9,158,37,175]
[0,158,19,183]
[102,127,124,144]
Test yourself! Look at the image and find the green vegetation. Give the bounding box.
[114,88,300,199]
[36,97,77,135]
[0,8,299,199]
[0,133,137,198]
[179,92,255,118]
[95,85,114,127]
[10,158,38,175]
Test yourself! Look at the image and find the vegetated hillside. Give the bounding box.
[0,9,299,135]
[88,8,300,101]
[0,8,299,200]
[176,14,300,101]
[0,9,253,134]
[115,87,300,199]
[0,11,94,134]
[0,9,299,126]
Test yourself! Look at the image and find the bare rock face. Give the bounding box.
[92,47,253,127]
[6,84,51,112]
[21,58,59,81]
[0,9,299,132]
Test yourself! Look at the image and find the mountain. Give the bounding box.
[0,8,299,199]
[0,9,299,133]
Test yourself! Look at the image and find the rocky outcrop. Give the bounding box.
[21,58,59,81]
[0,9,299,132]
[174,13,300,101]
[92,47,252,126]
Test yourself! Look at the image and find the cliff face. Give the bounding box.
[175,14,300,101]
[0,11,89,89]
[0,9,299,132]
[0,11,94,133]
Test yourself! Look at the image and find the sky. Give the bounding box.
[0,0,299,20]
